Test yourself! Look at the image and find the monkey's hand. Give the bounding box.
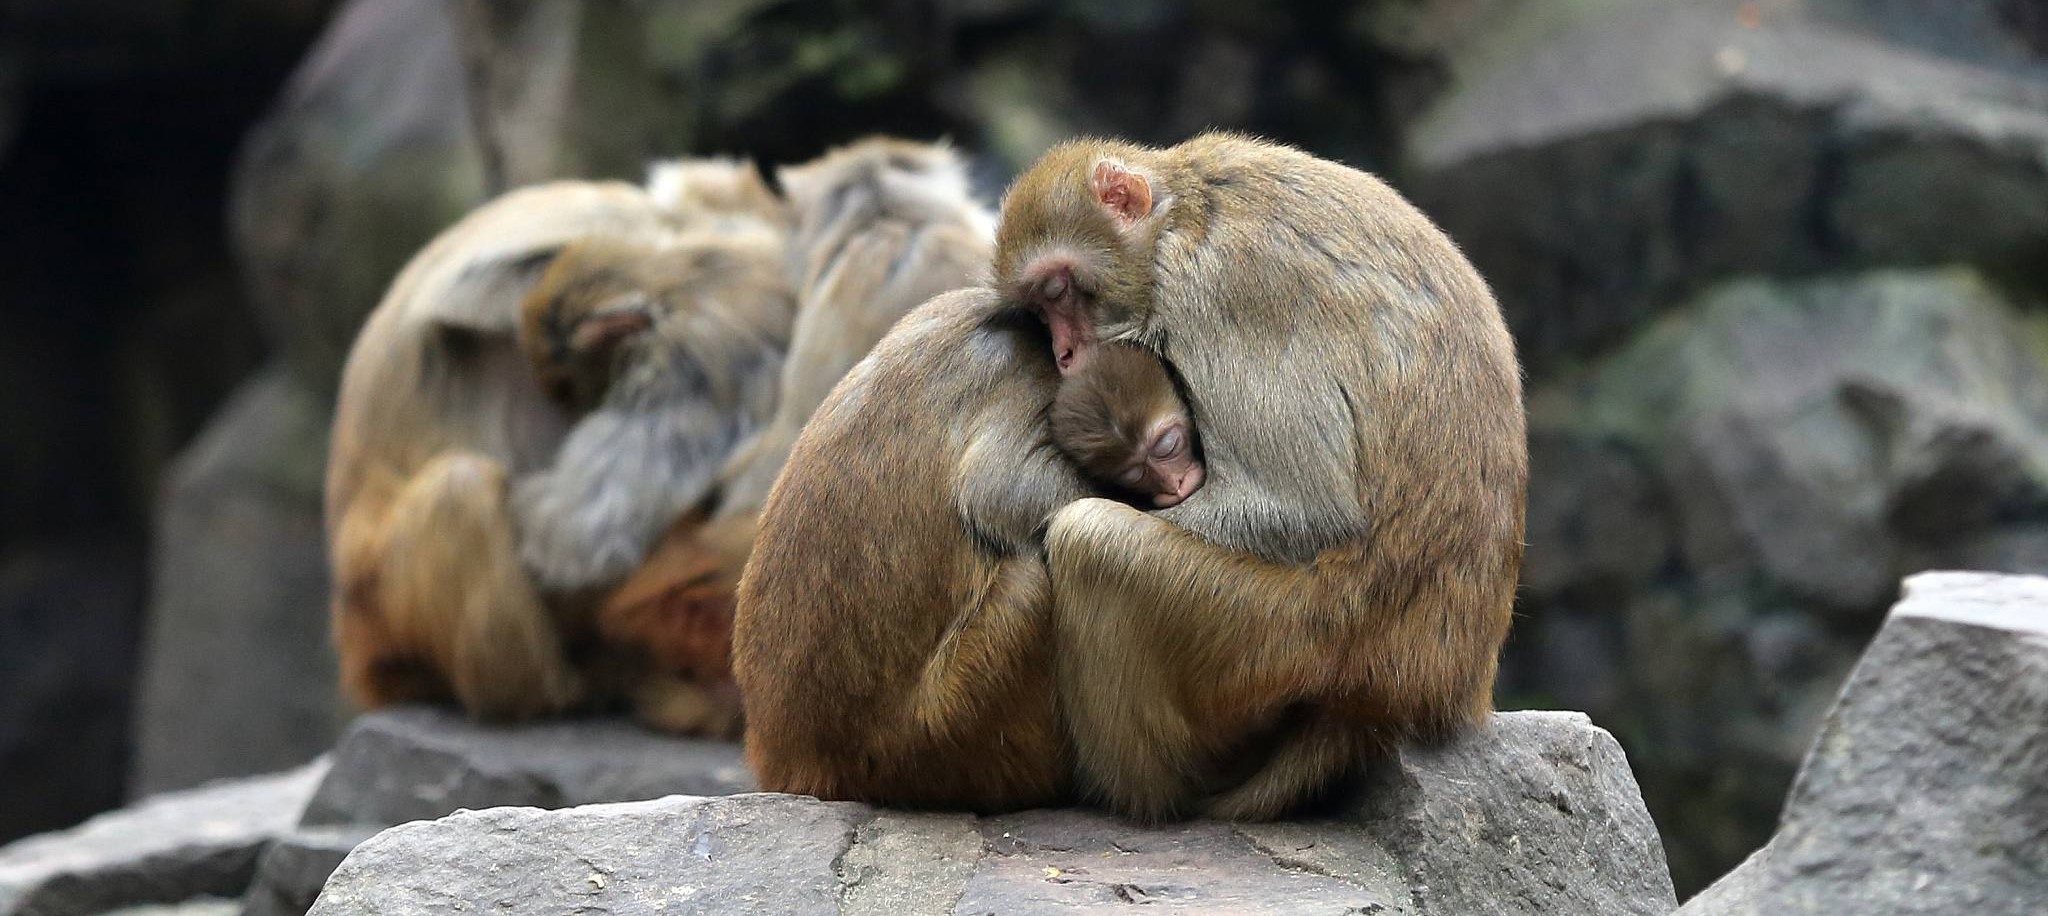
[1046,496,1319,643]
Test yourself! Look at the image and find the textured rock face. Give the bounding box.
[1678,571,2048,914]
[1404,0,2048,367]
[131,370,343,798]
[0,761,326,916]
[130,0,487,797]
[251,709,751,915]
[1512,268,2048,886]
[310,712,1675,916]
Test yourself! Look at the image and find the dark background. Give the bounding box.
[1,0,2043,898]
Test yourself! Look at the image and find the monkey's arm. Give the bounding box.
[954,416,1091,554]
[1044,497,1331,683]
[513,393,738,593]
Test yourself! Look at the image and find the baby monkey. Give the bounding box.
[1049,342,1204,508]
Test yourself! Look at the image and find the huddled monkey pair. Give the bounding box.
[329,130,1524,823]
[325,139,1006,737]
[737,133,1525,821]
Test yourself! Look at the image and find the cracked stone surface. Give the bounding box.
[1676,571,2048,915]
[309,711,1675,915]
[0,761,327,916]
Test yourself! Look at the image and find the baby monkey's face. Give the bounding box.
[1116,412,1204,508]
[1048,342,1206,508]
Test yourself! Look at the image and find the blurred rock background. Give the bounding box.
[0,0,2040,898]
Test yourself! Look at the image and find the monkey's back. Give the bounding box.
[734,286,1067,809]
[1159,134,1525,735]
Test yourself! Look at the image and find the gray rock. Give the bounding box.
[1404,0,2048,366]
[308,711,1674,916]
[131,368,345,798]
[1679,571,2048,914]
[229,0,485,393]
[102,900,242,916]
[311,794,862,916]
[300,707,753,830]
[0,761,326,916]
[1675,843,1771,916]
[1518,268,2048,890]
[239,827,379,916]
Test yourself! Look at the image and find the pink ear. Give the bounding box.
[1091,160,1154,226]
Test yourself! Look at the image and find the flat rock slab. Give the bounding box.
[0,761,327,916]
[300,706,754,828]
[1678,571,2048,915]
[312,711,1675,916]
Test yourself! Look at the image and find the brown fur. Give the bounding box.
[732,288,1086,811]
[605,138,994,735]
[993,133,1527,820]
[328,162,795,728]
[327,181,670,719]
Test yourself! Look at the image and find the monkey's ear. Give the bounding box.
[1091,160,1154,227]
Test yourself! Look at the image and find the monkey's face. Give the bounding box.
[526,290,654,412]
[996,146,1165,376]
[1120,413,1205,508]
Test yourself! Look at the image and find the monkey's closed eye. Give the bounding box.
[1120,465,1146,486]
[1151,426,1184,459]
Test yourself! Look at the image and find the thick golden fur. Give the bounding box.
[733,288,1086,810]
[993,133,1526,820]
[327,160,794,726]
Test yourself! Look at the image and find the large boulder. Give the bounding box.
[132,0,490,796]
[0,761,326,916]
[1510,267,2048,889]
[1397,0,2048,367]
[228,0,485,393]
[1678,571,2048,914]
[309,712,1675,916]
[6,711,752,916]
[130,369,343,797]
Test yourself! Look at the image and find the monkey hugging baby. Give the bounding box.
[328,132,1526,824]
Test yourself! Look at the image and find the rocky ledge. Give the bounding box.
[2,709,1670,916]
[309,711,1673,916]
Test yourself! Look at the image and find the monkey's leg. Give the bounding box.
[1045,497,1332,820]
[1200,713,1373,821]
[380,451,584,720]
[1049,558,1206,821]
[331,496,452,709]
[333,592,448,708]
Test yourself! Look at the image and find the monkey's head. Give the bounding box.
[1049,343,1205,508]
[517,239,662,412]
[646,157,791,232]
[778,137,988,246]
[994,139,1173,378]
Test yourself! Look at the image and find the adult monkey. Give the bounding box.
[993,133,1526,820]
[326,162,789,721]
